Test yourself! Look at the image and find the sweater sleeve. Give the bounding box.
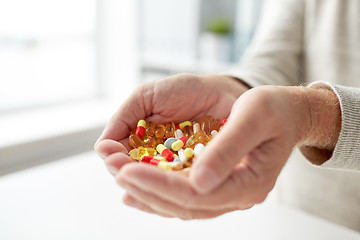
[224,0,305,87]
[306,82,360,171]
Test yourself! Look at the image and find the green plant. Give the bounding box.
[206,17,232,35]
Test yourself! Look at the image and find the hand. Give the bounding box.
[115,85,341,219]
[94,73,249,174]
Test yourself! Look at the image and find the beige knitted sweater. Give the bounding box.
[226,0,360,231]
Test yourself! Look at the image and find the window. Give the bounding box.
[0,0,98,112]
[0,0,138,175]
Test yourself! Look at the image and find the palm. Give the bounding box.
[139,74,240,124]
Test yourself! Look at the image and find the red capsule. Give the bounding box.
[221,119,227,126]
[156,144,175,162]
[136,120,146,138]
[150,158,161,166]
[179,136,188,145]
[142,155,153,163]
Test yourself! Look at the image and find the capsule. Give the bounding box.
[145,122,155,136]
[156,144,174,162]
[165,122,176,138]
[175,129,184,139]
[150,158,161,166]
[210,118,221,132]
[183,125,193,138]
[155,124,166,139]
[141,155,153,163]
[179,136,188,145]
[194,143,205,157]
[158,161,172,171]
[193,123,200,133]
[179,121,192,130]
[129,134,145,149]
[136,120,146,138]
[184,148,194,159]
[153,156,167,161]
[129,147,156,160]
[185,130,211,148]
[164,137,177,149]
[171,139,184,151]
[144,136,156,148]
[221,119,227,126]
[178,148,187,163]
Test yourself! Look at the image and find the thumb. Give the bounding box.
[95,84,154,145]
[189,96,268,194]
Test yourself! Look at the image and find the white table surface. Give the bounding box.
[1,151,359,240]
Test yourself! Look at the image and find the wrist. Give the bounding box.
[297,85,341,164]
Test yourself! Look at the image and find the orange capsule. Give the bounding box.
[183,125,193,138]
[155,124,166,139]
[210,118,221,132]
[145,122,155,137]
[129,134,145,149]
[144,136,156,148]
[165,122,175,138]
[185,130,211,148]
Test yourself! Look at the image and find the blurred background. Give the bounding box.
[0,0,262,175]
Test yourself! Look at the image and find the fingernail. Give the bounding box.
[192,165,220,194]
[106,165,119,176]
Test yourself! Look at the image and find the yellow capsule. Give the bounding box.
[156,144,166,154]
[129,147,157,160]
[158,161,172,171]
[184,148,194,159]
[153,156,166,161]
[179,121,192,130]
[137,119,146,128]
[171,140,184,151]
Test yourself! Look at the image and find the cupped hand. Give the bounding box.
[94,73,248,172]
[115,86,316,219]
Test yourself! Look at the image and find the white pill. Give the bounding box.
[175,129,184,139]
[194,143,205,157]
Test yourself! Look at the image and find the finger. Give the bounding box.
[94,139,128,159]
[123,193,174,218]
[117,163,253,210]
[104,152,133,176]
[189,91,272,194]
[96,84,155,143]
[122,182,237,220]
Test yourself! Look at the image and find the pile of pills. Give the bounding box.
[128,115,227,176]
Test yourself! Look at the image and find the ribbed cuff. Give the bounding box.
[308,81,360,171]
